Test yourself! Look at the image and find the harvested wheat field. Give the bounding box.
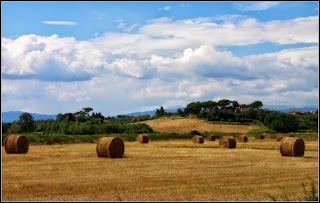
[137,117,259,134]
[2,139,318,201]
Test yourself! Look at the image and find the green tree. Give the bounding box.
[159,106,165,116]
[177,108,183,116]
[82,107,93,117]
[17,112,35,132]
[8,122,22,133]
[64,113,76,122]
[93,112,105,120]
[76,114,87,123]
[232,101,239,109]
[155,106,165,118]
[202,101,215,111]
[198,109,208,118]
[218,99,230,109]
[56,113,65,122]
[186,102,202,115]
[249,101,263,109]
[264,111,298,132]
[2,122,11,134]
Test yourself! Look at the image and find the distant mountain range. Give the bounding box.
[2,105,318,123]
[262,105,318,113]
[124,105,317,116]
[2,111,56,123]
[123,107,185,117]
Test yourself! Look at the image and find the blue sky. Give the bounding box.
[1,1,319,116]
[2,2,318,41]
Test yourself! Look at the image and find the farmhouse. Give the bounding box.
[234,104,248,113]
[72,113,81,118]
[310,109,318,114]
[289,110,303,115]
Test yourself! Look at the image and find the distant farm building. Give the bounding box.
[234,104,248,113]
[289,110,303,115]
[72,113,82,119]
[310,109,318,114]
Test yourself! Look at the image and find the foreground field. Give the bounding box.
[2,139,318,201]
[137,117,259,133]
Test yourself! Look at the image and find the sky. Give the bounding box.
[1,1,319,116]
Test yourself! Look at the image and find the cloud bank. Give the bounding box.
[2,16,319,115]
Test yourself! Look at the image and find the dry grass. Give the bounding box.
[2,139,318,201]
[137,117,259,133]
[255,134,265,139]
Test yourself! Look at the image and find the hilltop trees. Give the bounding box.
[203,101,217,111]
[56,113,75,122]
[82,107,93,116]
[177,98,309,133]
[184,102,202,115]
[179,99,266,122]
[232,101,239,109]
[155,106,165,118]
[217,99,231,109]
[249,101,263,109]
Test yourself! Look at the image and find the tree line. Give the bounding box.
[2,107,154,135]
[154,99,318,133]
[2,100,318,135]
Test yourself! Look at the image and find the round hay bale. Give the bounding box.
[4,134,29,154]
[96,137,124,158]
[207,135,215,141]
[276,136,284,142]
[219,136,236,148]
[136,134,149,143]
[192,135,204,144]
[255,134,265,139]
[280,137,304,157]
[237,135,248,142]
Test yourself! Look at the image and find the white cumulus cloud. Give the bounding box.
[42,21,78,25]
[2,15,318,114]
[158,6,171,11]
[234,2,280,11]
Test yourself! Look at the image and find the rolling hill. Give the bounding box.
[137,116,259,134]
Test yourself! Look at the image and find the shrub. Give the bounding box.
[190,130,201,135]
[303,176,318,201]
[247,126,276,135]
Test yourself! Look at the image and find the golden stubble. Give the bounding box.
[137,117,259,133]
[2,139,318,201]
